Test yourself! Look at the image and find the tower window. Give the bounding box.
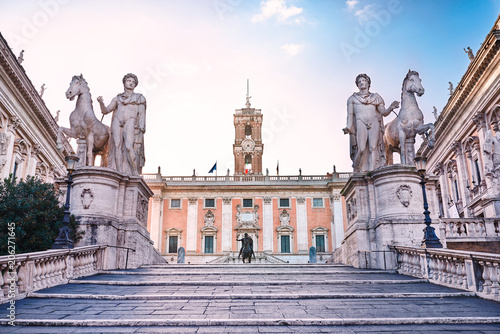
[245,154,252,164]
[245,125,252,136]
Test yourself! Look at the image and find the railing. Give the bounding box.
[207,252,288,264]
[141,173,352,184]
[390,245,500,302]
[0,245,107,303]
[441,218,500,239]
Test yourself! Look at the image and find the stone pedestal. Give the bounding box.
[340,165,441,269]
[57,166,165,269]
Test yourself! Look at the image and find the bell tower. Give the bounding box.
[233,81,263,175]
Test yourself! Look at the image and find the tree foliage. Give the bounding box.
[0,175,83,255]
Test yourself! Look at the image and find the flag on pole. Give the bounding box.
[245,162,251,175]
[276,160,279,175]
[208,162,217,173]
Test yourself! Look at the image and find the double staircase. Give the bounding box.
[2,263,500,333]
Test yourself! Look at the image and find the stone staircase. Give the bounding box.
[1,264,500,333]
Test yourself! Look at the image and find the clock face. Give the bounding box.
[242,139,255,152]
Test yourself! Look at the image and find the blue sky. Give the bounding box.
[0,0,499,175]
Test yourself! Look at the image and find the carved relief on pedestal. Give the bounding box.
[346,197,357,222]
[396,184,413,207]
[136,193,149,224]
[81,188,94,209]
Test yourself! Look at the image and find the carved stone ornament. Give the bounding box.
[222,197,232,205]
[81,188,94,209]
[152,194,162,202]
[263,197,272,204]
[396,185,412,207]
[188,197,197,205]
[279,209,290,226]
[136,193,149,223]
[297,197,306,204]
[235,204,261,230]
[347,198,357,221]
[0,132,9,155]
[204,210,215,226]
[8,117,21,132]
[331,193,341,202]
[472,112,486,130]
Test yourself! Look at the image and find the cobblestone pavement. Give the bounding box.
[1,264,499,333]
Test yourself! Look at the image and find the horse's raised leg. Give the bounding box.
[416,123,435,148]
[57,126,76,151]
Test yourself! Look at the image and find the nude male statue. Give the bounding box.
[343,74,399,172]
[98,73,146,175]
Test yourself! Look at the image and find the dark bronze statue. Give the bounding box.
[237,233,255,263]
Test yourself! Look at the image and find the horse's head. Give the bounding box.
[66,74,88,101]
[403,70,425,97]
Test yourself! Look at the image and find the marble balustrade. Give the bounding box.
[391,245,500,302]
[0,245,107,303]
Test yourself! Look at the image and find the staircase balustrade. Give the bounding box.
[0,245,107,303]
[391,245,500,302]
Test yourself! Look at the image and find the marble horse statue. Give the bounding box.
[57,75,109,166]
[383,70,435,165]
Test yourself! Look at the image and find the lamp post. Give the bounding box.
[53,154,79,249]
[414,155,443,248]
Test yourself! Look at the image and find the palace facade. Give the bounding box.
[418,15,500,253]
[0,33,71,183]
[144,99,350,263]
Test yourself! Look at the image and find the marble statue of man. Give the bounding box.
[343,74,399,173]
[483,109,500,194]
[98,73,146,175]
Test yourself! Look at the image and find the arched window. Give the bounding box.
[245,154,252,165]
[245,125,252,136]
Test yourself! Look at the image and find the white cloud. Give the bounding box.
[252,0,303,23]
[281,43,304,56]
[346,0,359,10]
[354,4,375,23]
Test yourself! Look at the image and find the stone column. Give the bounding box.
[186,197,198,253]
[263,196,273,252]
[331,193,344,250]
[472,112,488,191]
[76,139,87,167]
[296,197,308,253]
[221,197,232,252]
[149,193,163,252]
[451,141,470,217]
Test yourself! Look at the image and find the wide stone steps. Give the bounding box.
[1,264,500,333]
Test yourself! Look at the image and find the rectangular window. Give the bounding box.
[205,198,215,208]
[13,162,18,177]
[168,236,178,253]
[205,236,214,253]
[170,199,181,208]
[243,198,253,207]
[474,159,482,185]
[279,198,290,208]
[281,235,290,253]
[316,235,325,253]
[313,198,323,207]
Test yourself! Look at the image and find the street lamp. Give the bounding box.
[53,154,79,249]
[414,155,443,248]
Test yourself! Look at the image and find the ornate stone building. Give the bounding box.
[144,98,349,263]
[418,15,500,253]
[0,33,71,183]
